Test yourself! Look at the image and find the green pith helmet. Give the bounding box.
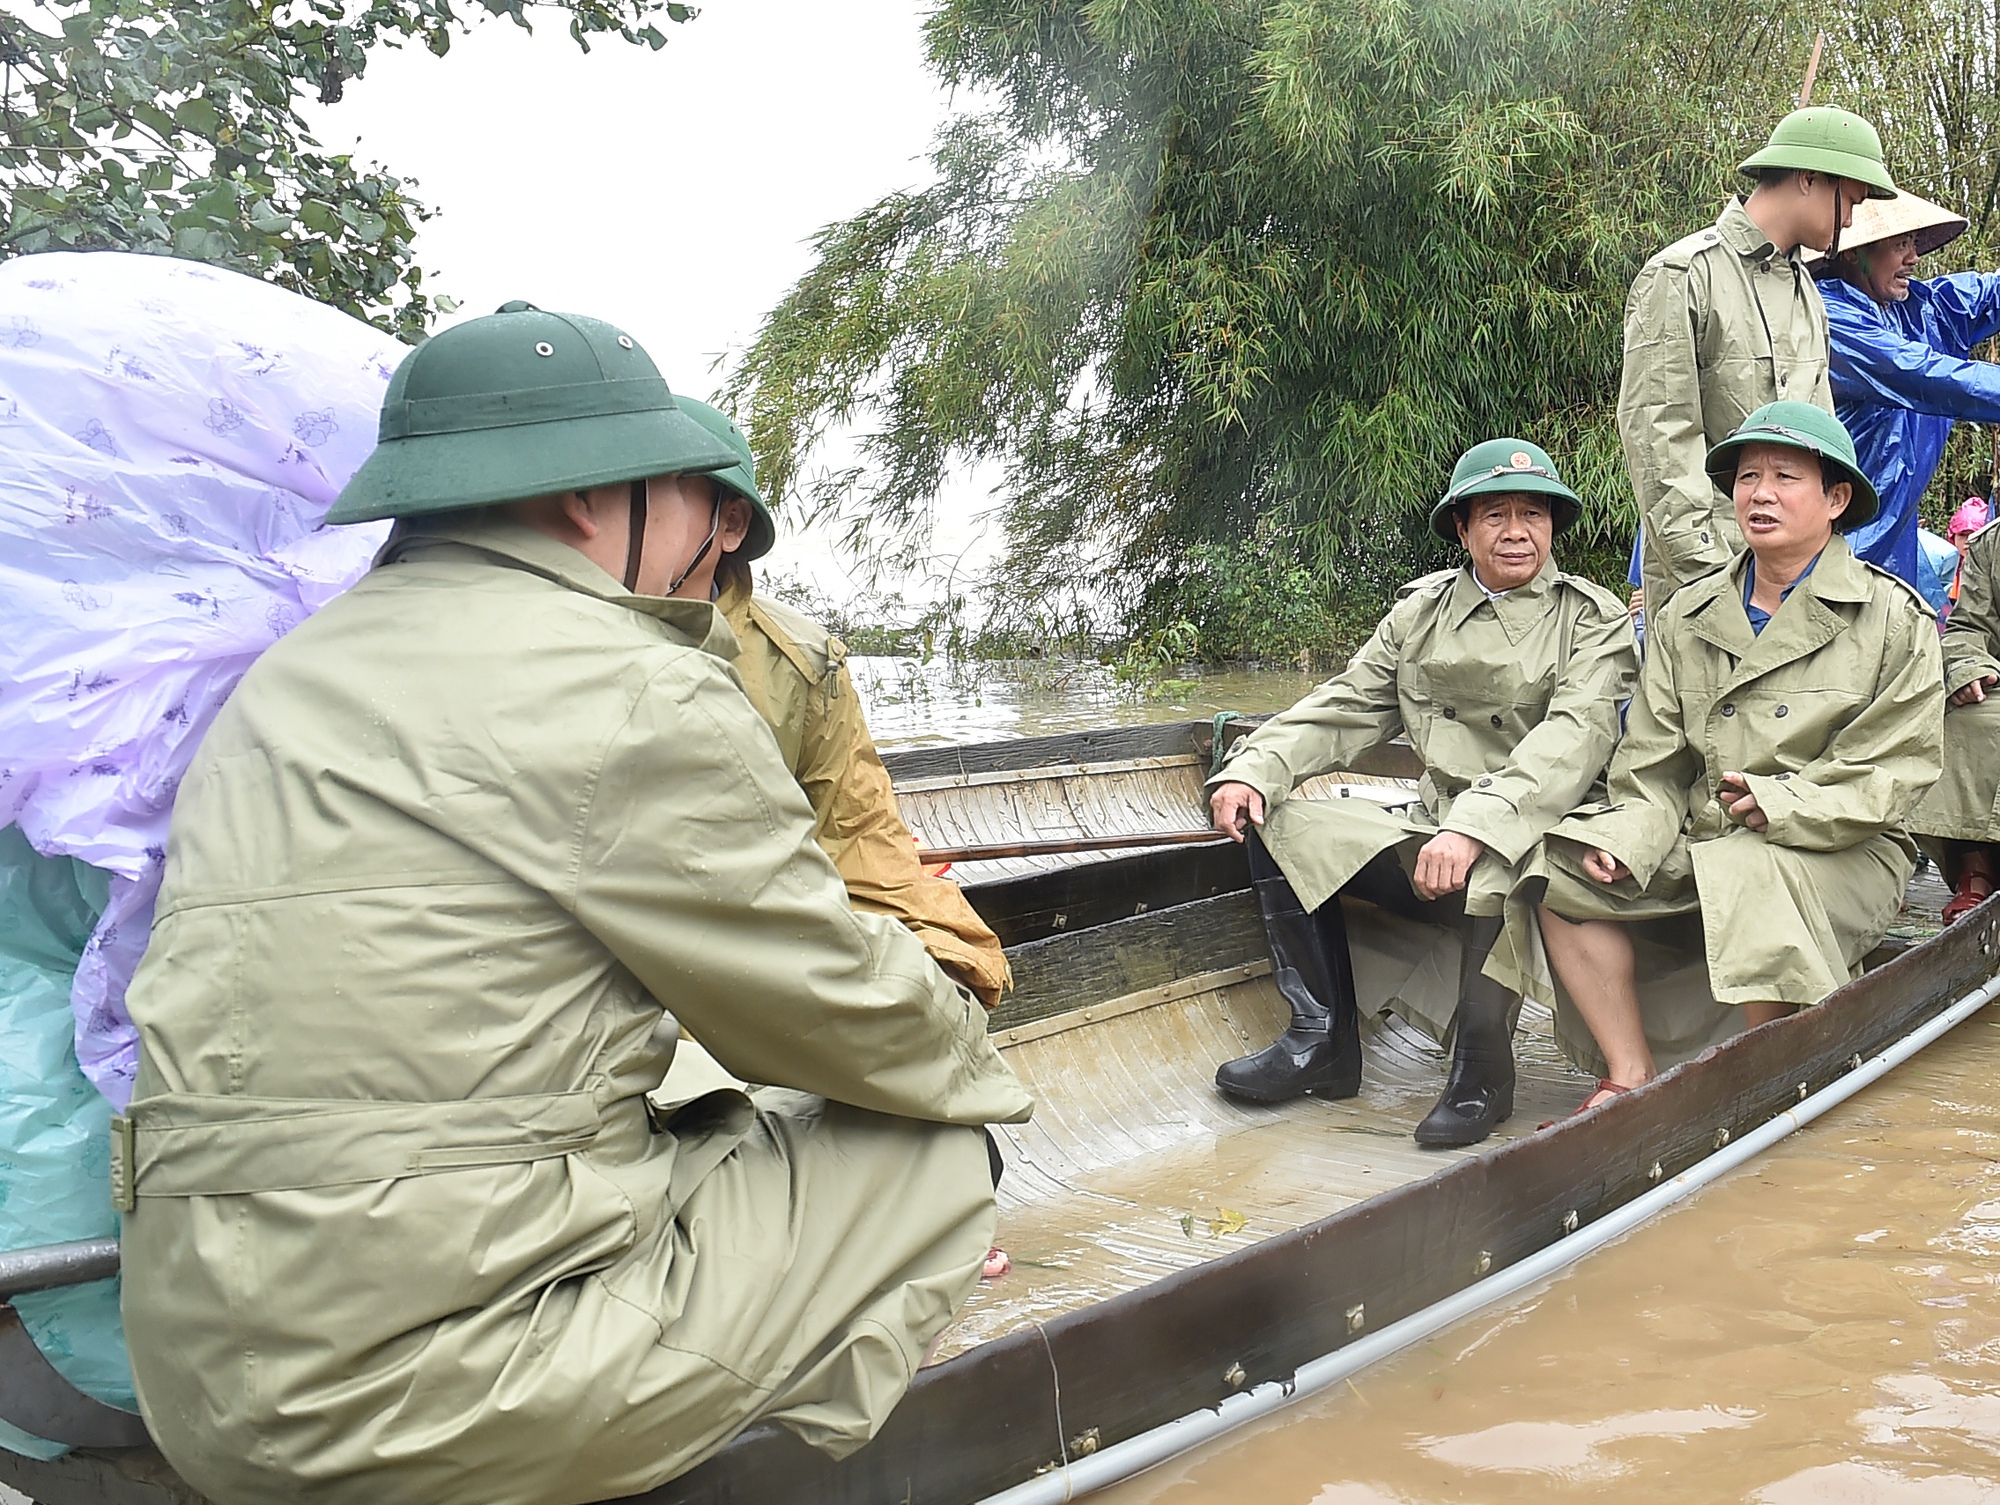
[327,301,737,525]
[674,397,775,562]
[1704,400,1880,530]
[1428,438,1583,541]
[1738,107,1897,201]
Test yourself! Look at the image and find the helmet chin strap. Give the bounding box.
[622,478,648,592]
[664,490,723,598]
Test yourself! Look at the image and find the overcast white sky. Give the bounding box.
[306,0,1002,603]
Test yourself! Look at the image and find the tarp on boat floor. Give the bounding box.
[0,251,400,1457]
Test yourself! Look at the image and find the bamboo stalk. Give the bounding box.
[916,828,1230,864]
[1798,31,1825,107]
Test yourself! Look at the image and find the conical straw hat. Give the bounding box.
[1808,189,1968,271]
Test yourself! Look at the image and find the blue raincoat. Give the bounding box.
[1825,272,2000,587]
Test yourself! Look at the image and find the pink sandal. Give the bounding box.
[1539,1079,1630,1130]
[1943,874,1995,925]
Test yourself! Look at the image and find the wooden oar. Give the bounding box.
[915,828,1231,865]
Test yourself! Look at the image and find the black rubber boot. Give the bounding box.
[1414,913,1517,1147]
[1215,835,1363,1103]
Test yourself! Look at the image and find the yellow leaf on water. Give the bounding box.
[1207,1208,1247,1237]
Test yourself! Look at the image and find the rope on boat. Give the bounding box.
[978,964,2000,1505]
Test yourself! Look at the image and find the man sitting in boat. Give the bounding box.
[1206,440,1637,1147]
[115,304,1034,1505]
[676,397,1009,1007]
[1524,402,1942,1115]
[1912,511,2000,921]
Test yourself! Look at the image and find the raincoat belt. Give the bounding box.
[113,1087,651,1203]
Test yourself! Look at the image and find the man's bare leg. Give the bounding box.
[1741,1001,1798,1027]
[1537,906,1655,1106]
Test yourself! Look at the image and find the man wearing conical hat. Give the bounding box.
[116,303,1033,1505]
[1206,440,1636,1147]
[671,397,1009,1010]
[1620,107,1897,610]
[1812,190,2000,591]
[1513,403,1941,1118]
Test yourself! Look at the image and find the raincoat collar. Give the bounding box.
[1444,555,1558,643]
[1717,198,1803,267]
[376,512,741,660]
[1679,534,1868,676]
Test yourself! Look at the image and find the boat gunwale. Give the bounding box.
[636,897,2000,1505]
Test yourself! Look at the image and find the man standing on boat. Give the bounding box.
[1912,514,2000,922]
[676,397,1009,1007]
[1206,441,1636,1147]
[1622,107,1896,613]
[115,303,1034,1505]
[1814,190,2000,592]
[1526,403,1942,1115]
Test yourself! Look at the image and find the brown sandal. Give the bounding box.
[1539,1079,1631,1130]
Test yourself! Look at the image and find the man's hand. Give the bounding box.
[1628,587,1645,623]
[1412,830,1486,900]
[1717,771,1768,832]
[1581,847,1631,885]
[1210,782,1266,842]
[1950,673,1998,708]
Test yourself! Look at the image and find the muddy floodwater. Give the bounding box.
[864,661,2000,1505]
[1093,1014,2000,1504]
[851,657,1318,748]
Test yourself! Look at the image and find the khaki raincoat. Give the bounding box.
[118,515,1034,1505]
[1621,200,1836,605]
[1914,521,2000,846]
[1210,560,1636,1038]
[1512,535,1943,1070]
[718,572,1009,1006]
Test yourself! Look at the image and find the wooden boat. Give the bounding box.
[0,717,1987,1505]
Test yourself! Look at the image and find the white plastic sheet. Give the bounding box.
[0,251,402,1107]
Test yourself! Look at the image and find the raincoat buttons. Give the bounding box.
[1775,705,1789,718]
[1490,714,1504,728]
[1477,777,1494,788]
[1720,703,1736,717]
[1442,707,1457,720]
[534,342,554,357]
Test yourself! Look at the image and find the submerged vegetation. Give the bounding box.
[731,0,2000,662]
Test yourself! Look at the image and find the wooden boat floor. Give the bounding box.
[935,973,1593,1360]
[937,864,1955,1362]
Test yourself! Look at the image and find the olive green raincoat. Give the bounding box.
[1620,200,1836,605]
[118,515,1034,1505]
[1210,560,1636,1039]
[1914,522,2000,847]
[1509,535,1943,1071]
[718,572,1009,1006]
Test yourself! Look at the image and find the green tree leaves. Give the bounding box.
[732,0,2000,657]
[0,0,695,341]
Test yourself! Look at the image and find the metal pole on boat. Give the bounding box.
[975,967,2000,1505]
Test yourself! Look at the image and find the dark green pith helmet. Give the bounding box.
[1704,400,1880,530]
[674,397,775,562]
[1428,438,1583,541]
[1738,107,1897,200]
[327,301,737,525]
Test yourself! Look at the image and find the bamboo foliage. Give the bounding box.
[731,0,2000,649]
